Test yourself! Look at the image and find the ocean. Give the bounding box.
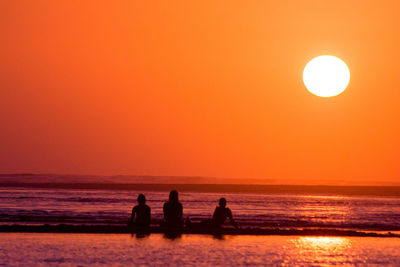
[1,187,400,232]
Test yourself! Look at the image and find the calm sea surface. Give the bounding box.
[1,233,400,266]
[1,187,400,231]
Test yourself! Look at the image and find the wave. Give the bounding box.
[1,212,399,231]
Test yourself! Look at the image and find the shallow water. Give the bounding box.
[1,233,400,266]
[1,187,400,231]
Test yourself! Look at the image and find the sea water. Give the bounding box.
[1,187,400,231]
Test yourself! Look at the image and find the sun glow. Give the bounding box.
[303,55,350,97]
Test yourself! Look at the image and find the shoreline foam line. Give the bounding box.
[0,225,398,237]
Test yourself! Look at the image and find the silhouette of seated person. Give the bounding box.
[212,198,238,229]
[162,190,183,228]
[128,194,151,227]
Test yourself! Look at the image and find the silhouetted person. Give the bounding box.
[163,190,183,228]
[128,194,151,227]
[212,198,238,229]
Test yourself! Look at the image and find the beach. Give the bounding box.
[1,185,400,265]
[1,233,400,266]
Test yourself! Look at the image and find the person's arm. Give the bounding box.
[212,207,218,223]
[145,206,151,226]
[227,208,238,229]
[178,203,183,220]
[128,207,136,226]
[163,203,167,221]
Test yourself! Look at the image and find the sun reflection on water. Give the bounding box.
[293,195,353,226]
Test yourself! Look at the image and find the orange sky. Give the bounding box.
[1,1,399,185]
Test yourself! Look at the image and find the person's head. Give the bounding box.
[137,194,146,205]
[169,190,178,202]
[219,198,227,207]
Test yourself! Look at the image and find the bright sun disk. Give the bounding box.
[303,55,350,97]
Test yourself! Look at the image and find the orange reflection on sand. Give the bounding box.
[297,237,350,249]
[289,237,352,265]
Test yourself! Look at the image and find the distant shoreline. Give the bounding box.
[1,183,400,196]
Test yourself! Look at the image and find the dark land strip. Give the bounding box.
[1,183,400,196]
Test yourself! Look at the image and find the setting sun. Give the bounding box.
[303,55,350,97]
[1,1,400,266]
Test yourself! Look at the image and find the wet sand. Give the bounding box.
[1,233,400,266]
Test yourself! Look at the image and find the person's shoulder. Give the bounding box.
[145,204,151,210]
[132,205,139,211]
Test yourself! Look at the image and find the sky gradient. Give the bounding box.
[1,1,400,185]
